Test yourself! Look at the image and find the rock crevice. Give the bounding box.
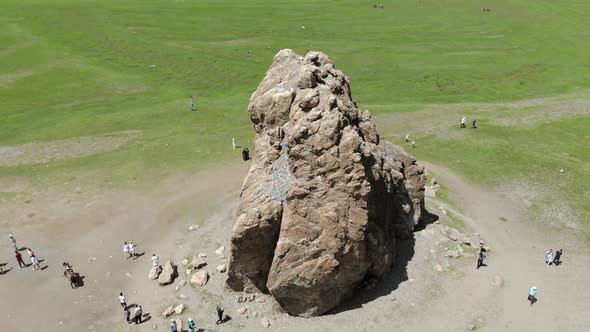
[227,49,426,317]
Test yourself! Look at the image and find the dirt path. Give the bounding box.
[417,163,590,331]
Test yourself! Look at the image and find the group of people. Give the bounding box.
[120,293,145,324]
[3,234,42,272]
[545,249,563,266]
[122,241,140,260]
[404,133,417,148]
[460,116,477,129]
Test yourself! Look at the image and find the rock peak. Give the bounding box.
[227,49,426,317]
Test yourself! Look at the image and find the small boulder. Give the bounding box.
[238,307,248,315]
[215,246,225,256]
[190,270,209,287]
[148,266,161,280]
[198,253,207,258]
[158,261,178,285]
[174,303,185,315]
[178,294,188,300]
[216,264,227,273]
[191,257,207,270]
[492,276,504,287]
[162,305,174,317]
[446,250,460,258]
[188,224,199,231]
[260,317,271,328]
[180,258,189,266]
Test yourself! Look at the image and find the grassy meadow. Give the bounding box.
[1,0,588,234]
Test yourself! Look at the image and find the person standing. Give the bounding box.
[9,234,18,250]
[129,241,136,258]
[119,293,127,309]
[28,248,40,270]
[151,254,159,267]
[216,306,224,324]
[170,319,178,332]
[546,249,554,265]
[190,95,196,112]
[461,117,466,128]
[188,318,196,332]
[412,140,416,149]
[528,286,537,306]
[405,133,410,142]
[553,249,563,265]
[471,119,477,128]
[124,307,131,324]
[123,242,130,259]
[232,138,237,150]
[477,251,486,269]
[15,251,25,268]
[134,305,143,324]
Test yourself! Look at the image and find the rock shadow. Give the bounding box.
[327,212,438,315]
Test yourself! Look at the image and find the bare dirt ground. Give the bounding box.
[1,161,588,331]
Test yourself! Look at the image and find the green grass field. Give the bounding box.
[1,0,588,234]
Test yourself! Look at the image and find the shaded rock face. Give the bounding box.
[227,49,426,317]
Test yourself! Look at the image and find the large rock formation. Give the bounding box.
[227,49,426,317]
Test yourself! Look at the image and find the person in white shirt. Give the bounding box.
[461,116,467,128]
[129,241,136,258]
[405,133,410,142]
[232,138,237,150]
[151,254,159,267]
[119,292,127,309]
[133,305,143,324]
[123,242,130,259]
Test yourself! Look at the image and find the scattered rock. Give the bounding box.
[492,276,504,287]
[158,261,178,285]
[148,266,161,280]
[174,303,185,315]
[188,224,199,231]
[435,264,443,272]
[190,270,209,287]
[178,294,188,300]
[180,258,189,266]
[215,246,225,256]
[468,324,476,330]
[125,272,133,278]
[191,257,207,269]
[257,297,266,303]
[162,305,174,317]
[238,307,248,315]
[227,49,427,317]
[216,264,227,273]
[152,324,158,329]
[446,250,460,258]
[198,253,207,258]
[248,294,256,302]
[260,317,271,328]
[88,257,96,262]
[185,269,192,276]
[560,169,565,173]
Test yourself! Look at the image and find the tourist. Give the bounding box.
[134,305,143,324]
[15,251,25,268]
[216,306,224,324]
[188,317,196,332]
[477,251,486,269]
[151,254,159,267]
[9,234,17,250]
[546,249,554,265]
[28,248,40,270]
[232,137,237,149]
[412,140,416,148]
[461,117,466,128]
[553,249,563,265]
[171,319,178,332]
[123,242,131,259]
[124,308,131,324]
[129,241,136,258]
[119,293,127,309]
[528,286,537,306]
[405,133,410,142]
[471,120,477,128]
[242,148,250,161]
[190,95,196,112]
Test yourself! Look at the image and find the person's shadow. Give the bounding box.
[0,263,13,275]
[529,297,538,306]
[133,252,145,260]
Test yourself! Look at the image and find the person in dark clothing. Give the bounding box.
[477,251,486,269]
[553,249,563,265]
[471,120,477,128]
[241,148,250,161]
[216,306,224,324]
[124,308,131,323]
[15,251,25,268]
